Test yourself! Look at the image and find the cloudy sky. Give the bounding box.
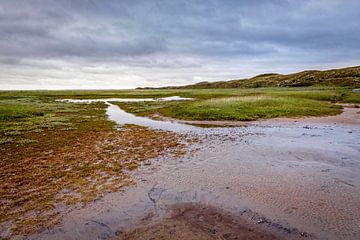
[0,0,359,89]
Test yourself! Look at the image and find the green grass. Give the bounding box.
[0,98,112,145]
[167,96,342,121]
[0,102,38,121]
[116,95,343,121]
[1,86,359,101]
[1,87,359,124]
[1,87,359,125]
[111,87,359,121]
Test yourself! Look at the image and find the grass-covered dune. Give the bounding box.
[158,65,360,89]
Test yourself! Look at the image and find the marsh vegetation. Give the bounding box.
[114,87,359,121]
[0,95,190,236]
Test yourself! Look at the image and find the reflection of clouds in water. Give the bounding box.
[57,96,193,103]
[107,103,196,133]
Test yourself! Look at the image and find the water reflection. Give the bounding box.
[106,103,196,132]
[58,96,193,103]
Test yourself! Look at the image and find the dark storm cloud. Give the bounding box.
[0,0,359,89]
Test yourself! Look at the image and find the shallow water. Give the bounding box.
[36,101,360,240]
[58,96,193,104]
[60,96,198,132]
[106,103,196,132]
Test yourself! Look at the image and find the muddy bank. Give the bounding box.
[256,104,360,126]
[117,203,304,240]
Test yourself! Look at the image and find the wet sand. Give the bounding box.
[118,203,287,240]
[256,104,360,126]
[31,105,360,240]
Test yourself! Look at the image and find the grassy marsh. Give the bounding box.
[113,87,359,121]
[160,96,342,121]
[0,95,190,237]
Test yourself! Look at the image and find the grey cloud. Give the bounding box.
[0,0,359,89]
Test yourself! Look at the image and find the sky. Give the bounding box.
[0,0,360,90]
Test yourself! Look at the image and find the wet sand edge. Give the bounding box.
[116,203,311,240]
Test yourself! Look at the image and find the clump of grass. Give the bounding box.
[16,139,38,145]
[59,127,78,131]
[342,92,360,103]
[4,131,22,136]
[127,162,139,170]
[0,137,13,145]
[0,103,37,121]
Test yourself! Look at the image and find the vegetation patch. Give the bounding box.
[114,91,346,121]
[0,97,190,238]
